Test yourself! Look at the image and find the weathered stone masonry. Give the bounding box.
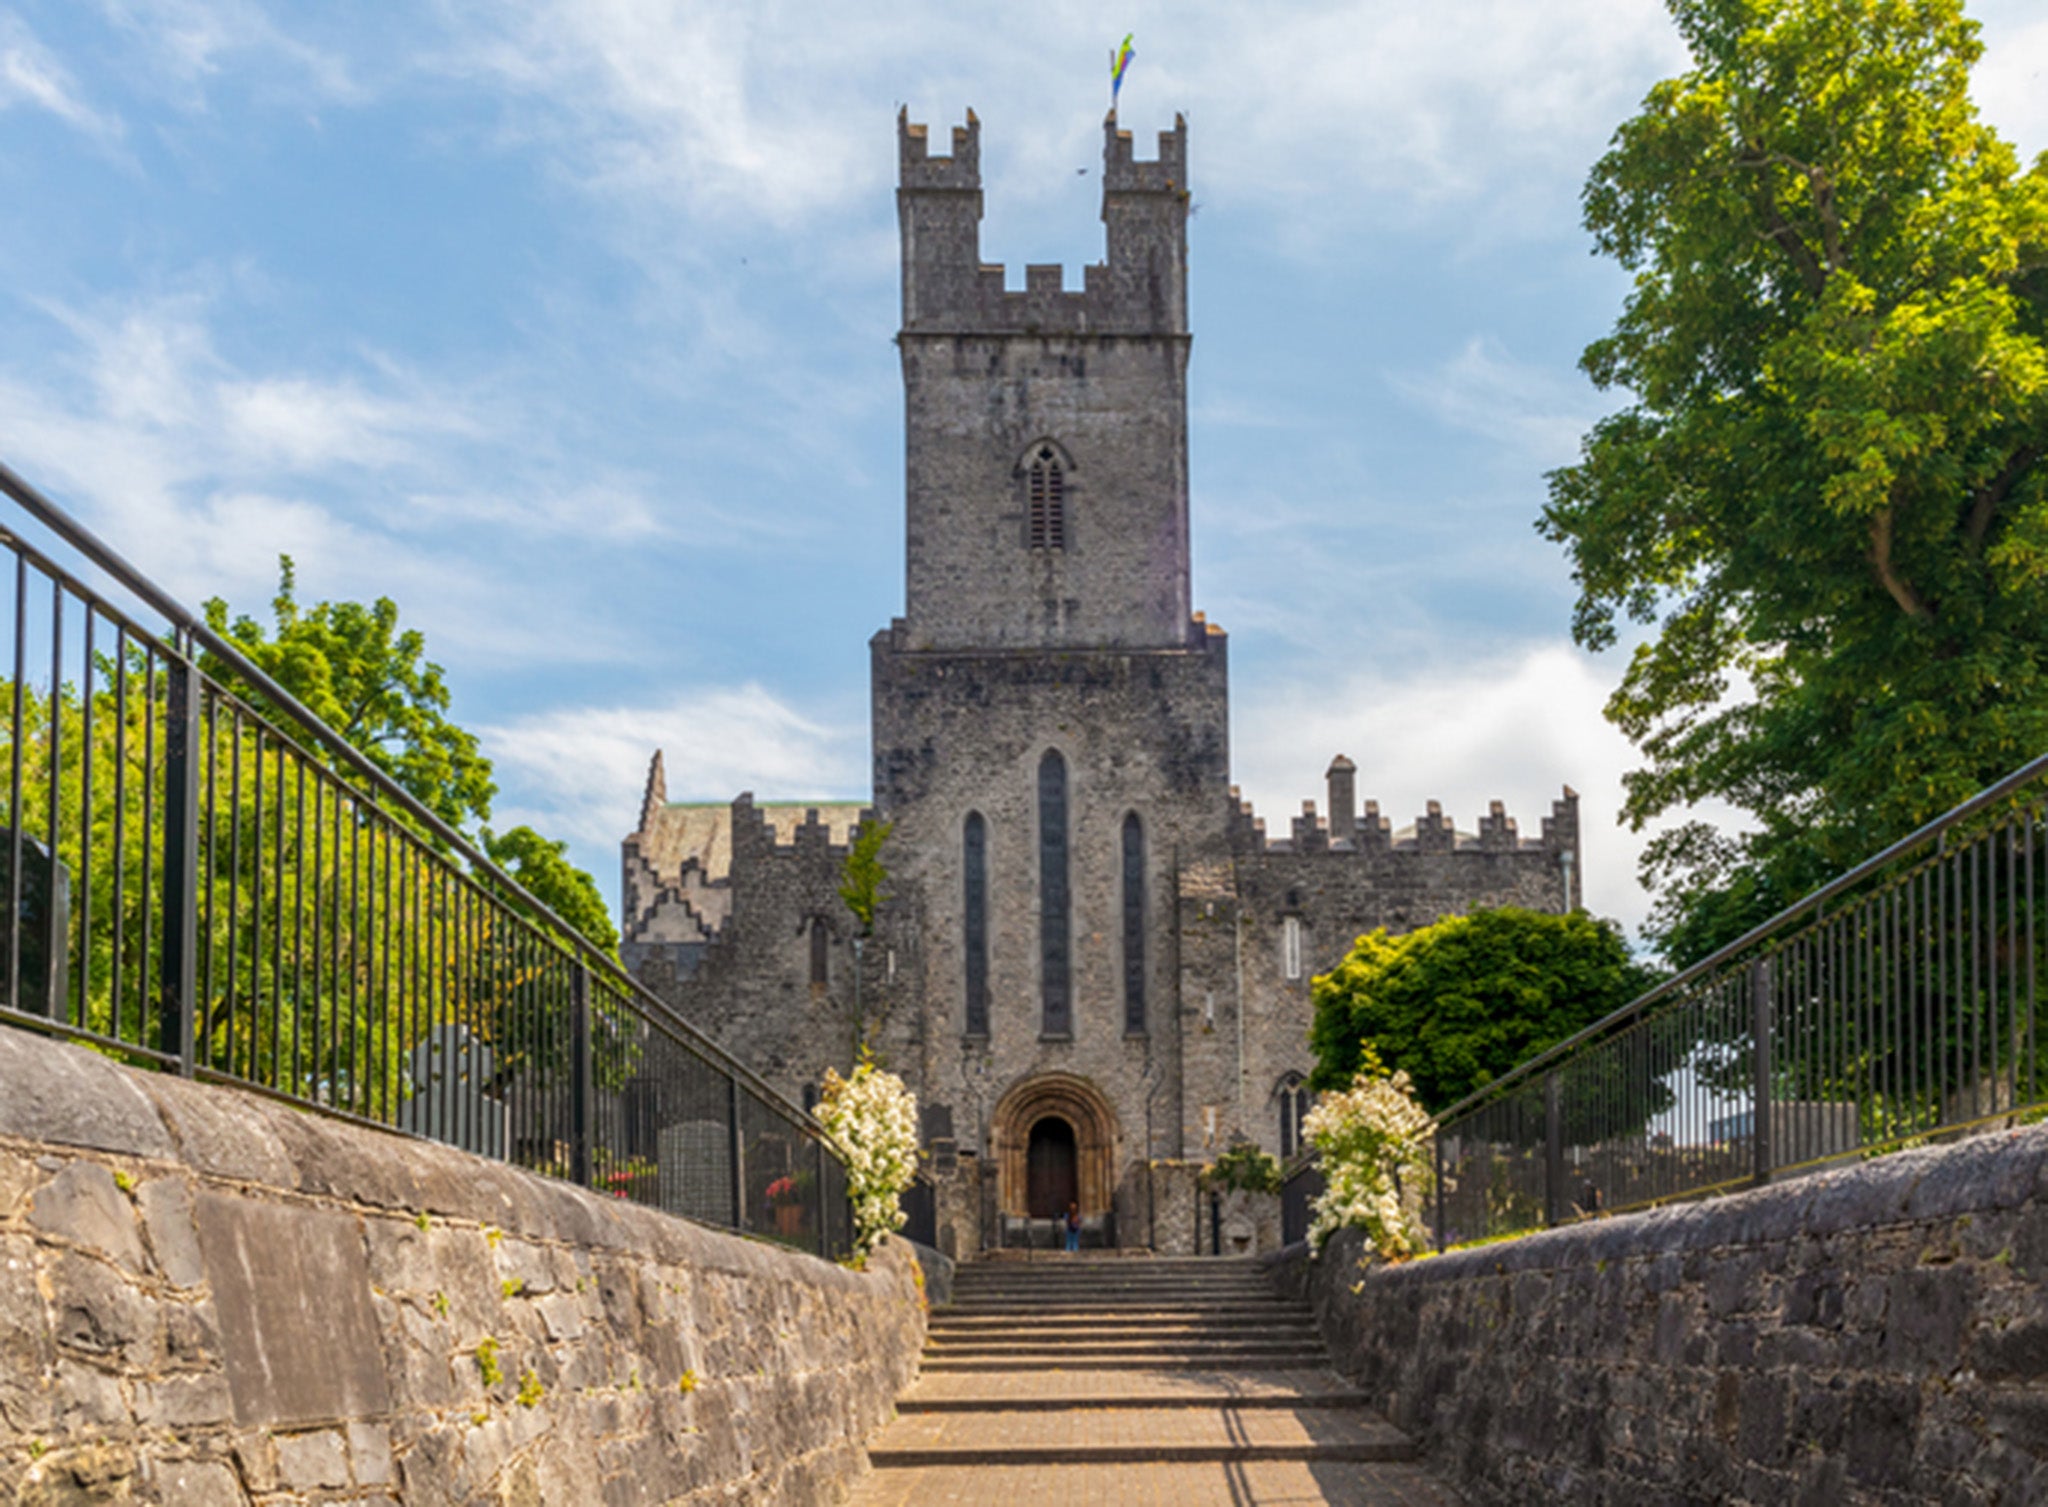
[625,105,1585,1255]
[1280,1125,2048,1505]
[0,1027,926,1506]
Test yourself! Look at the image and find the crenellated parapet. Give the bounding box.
[898,108,1188,336]
[1227,758,1579,865]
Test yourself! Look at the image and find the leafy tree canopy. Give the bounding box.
[1541,0,2048,964]
[202,557,496,833]
[1308,908,1658,1113]
[202,557,617,957]
[483,825,620,958]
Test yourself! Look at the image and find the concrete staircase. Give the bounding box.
[848,1255,1462,1505]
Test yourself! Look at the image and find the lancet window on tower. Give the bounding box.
[810,917,830,994]
[1121,813,1146,1035]
[1027,445,1066,550]
[963,812,989,1038]
[1039,750,1072,1037]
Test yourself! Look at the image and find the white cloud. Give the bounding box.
[1972,2,2048,161]
[1391,336,1605,468]
[0,287,696,664]
[432,0,1687,251]
[0,11,123,139]
[481,683,868,871]
[217,375,480,473]
[1230,642,1752,941]
[97,0,360,107]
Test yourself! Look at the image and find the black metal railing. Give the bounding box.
[1431,751,2048,1249]
[1279,1154,1324,1248]
[900,1171,938,1250]
[0,458,852,1259]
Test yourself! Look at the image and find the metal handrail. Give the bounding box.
[1432,746,2048,1127]
[0,455,823,1136]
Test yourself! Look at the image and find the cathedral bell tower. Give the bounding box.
[872,108,1231,1243]
[894,108,1193,652]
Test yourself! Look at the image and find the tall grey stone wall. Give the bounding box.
[0,1027,925,1506]
[871,626,1233,1174]
[1283,1126,2048,1505]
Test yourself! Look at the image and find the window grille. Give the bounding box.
[964,812,989,1037]
[1027,446,1066,549]
[1039,751,1071,1035]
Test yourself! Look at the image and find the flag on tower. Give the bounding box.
[1111,34,1135,109]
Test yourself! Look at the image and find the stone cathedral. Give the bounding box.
[622,109,1582,1256]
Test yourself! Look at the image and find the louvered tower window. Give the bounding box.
[1038,750,1071,1037]
[1122,813,1146,1035]
[963,812,990,1038]
[1027,446,1066,549]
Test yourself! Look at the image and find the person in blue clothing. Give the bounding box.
[1063,1202,1081,1254]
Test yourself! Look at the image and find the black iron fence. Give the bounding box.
[1279,1155,1324,1248]
[1432,752,2048,1249]
[0,459,852,1260]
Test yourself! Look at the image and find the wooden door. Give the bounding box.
[1026,1116,1078,1219]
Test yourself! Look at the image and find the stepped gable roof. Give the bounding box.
[639,800,866,883]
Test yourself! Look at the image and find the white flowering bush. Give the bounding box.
[1303,1046,1433,1259]
[817,1058,920,1258]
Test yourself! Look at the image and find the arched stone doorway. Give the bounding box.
[991,1072,1119,1219]
[1026,1117,1078,1217]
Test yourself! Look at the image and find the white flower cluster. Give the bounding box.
[817,1060,920,1258]
[1302,1062,1434,1260]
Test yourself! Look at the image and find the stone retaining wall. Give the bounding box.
[0,1027,926,1505]
[1283,1126,2048,1505]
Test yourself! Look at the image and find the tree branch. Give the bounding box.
[1736,148,1828,297]
[1869,505,1931,619]
[1967,445,2042,547]
[1806,165,1849,272]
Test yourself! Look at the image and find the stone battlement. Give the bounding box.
[898,109,1188,336]
[1229,768,1579,861]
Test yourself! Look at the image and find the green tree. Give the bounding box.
[1540,0,2048,964]
[202,557,496,834]
[201,557,615,957]
[1308,908,1657,1113]
[482,825,619,958]
[835,820,893,1052]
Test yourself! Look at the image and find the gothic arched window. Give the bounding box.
[964,812,990,1038]
[1027,444,1066,550]
[1122,812,1146,1036]
[1038,750,1071,1037]
[1277,1072,1316,1160]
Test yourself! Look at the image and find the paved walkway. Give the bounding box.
[849,1255,1462,1506]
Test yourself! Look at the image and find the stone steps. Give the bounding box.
[928,1301,1308,1319]
[848,1256,1463,1505]
[901,1367,1370,1410]
[847,1460,1461,1505]
[918,1353,1332,1372]
[924,1337,1326,1360]
[928,1320,1324,1342]
[867,1405,1419,1466]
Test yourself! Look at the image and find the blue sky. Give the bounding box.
[2,0,2043,937]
